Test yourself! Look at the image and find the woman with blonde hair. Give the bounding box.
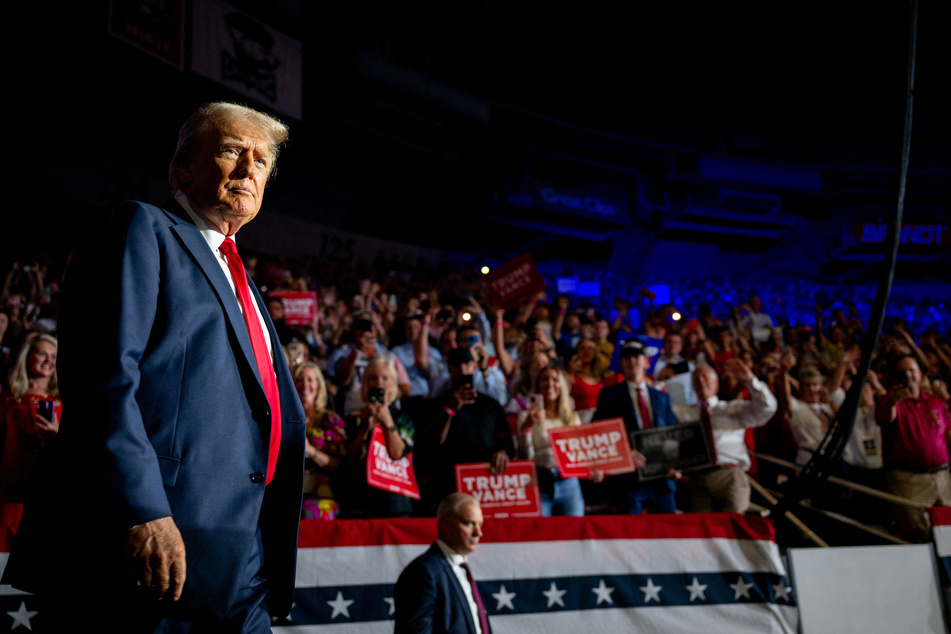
[1,334,62,534]
[516,364,590,516]
[336,355,415,518]
[294,362,345,520]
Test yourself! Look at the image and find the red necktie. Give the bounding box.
[637,386,652,429]
[220,236,282,485]
[460,562,491,634]
[701,401,719,465]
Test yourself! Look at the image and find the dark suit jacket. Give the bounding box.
[394,543,482,634]
[2,200,306,620]
[593,381,678,493]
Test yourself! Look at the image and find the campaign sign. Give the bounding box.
[548,418,636,478]
[455,460,541,518]
[483,253,547,310]
[630,421,713,482]
[270,290,317,326]
[366,426,420,499]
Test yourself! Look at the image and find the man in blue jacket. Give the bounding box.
[395,493,492,634]
[3,102,305,633]
[593,340,680,514]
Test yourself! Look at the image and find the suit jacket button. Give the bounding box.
[250,472,265,484]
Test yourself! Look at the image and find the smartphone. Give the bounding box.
[368,387,386,404]
[529,394,541,408]
[36,400,55,421]
[460,373,474,389]
[465,335,480,347]
[892,371,909,388]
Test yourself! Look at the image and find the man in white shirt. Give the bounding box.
[674,360,777,513]
[395,493,492,634]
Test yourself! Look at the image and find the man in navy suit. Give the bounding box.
[593,340,681,514]
[394,493,492,634]
[2,103,306,632]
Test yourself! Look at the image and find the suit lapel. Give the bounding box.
[164,202,263,394]
[648,388,665,427]
[619,384,641,431]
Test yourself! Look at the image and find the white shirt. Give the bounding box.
[436,539,483,634]
[673,376,777,470]
[176,192,273,361]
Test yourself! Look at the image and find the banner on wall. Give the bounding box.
[191,0,302,119]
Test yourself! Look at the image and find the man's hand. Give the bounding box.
[631,449,647,470]
[490,450,509,475]
[448,384,477,411]
[126,516,186,601]
[724,358,754,382]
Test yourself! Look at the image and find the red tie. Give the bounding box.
[460,562,491,634]
[701,401,719,465]
[637,386,652,429]
[220,236,282,485]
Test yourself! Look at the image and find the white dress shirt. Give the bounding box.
[673,376,777,471]
[175,192,273,361]
[436,539,483,634]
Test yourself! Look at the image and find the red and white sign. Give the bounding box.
[548,418,636,478]
[455,460,541,518]
[366,426,420,500]
[483,253,548,310]
[270,290,317,326]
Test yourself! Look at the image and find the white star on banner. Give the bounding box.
[639,578,663,603]
[327,591,355,619]
[384,597,396,615]
[542,582,567,608]
[592,579,616,605]
[772,581,792,602]
[492,584,516,611]
[7,601,38,631]
[685,577,708,601]
[729,576,754,600]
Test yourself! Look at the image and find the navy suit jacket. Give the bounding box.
[3,200,306,620]
[593,381,678,492]
[394,543,483,634]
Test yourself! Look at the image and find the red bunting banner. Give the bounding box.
[366,425,421,500]
[455,460,541,518]
[548,418,636,478]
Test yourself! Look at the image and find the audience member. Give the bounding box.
[675,360,777,514]
[416,347,513,516]
[336,356,416,518]
[294,362,345,520]
[516,365,591,516]
[876,353,951,542]
[592,340,680,515]
[0,334,61,536]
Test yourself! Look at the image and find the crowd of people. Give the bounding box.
[2,244,950,544]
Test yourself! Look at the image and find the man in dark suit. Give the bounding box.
[394,493,492,634]
[2,103,306,632]
[593,339,681,514]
